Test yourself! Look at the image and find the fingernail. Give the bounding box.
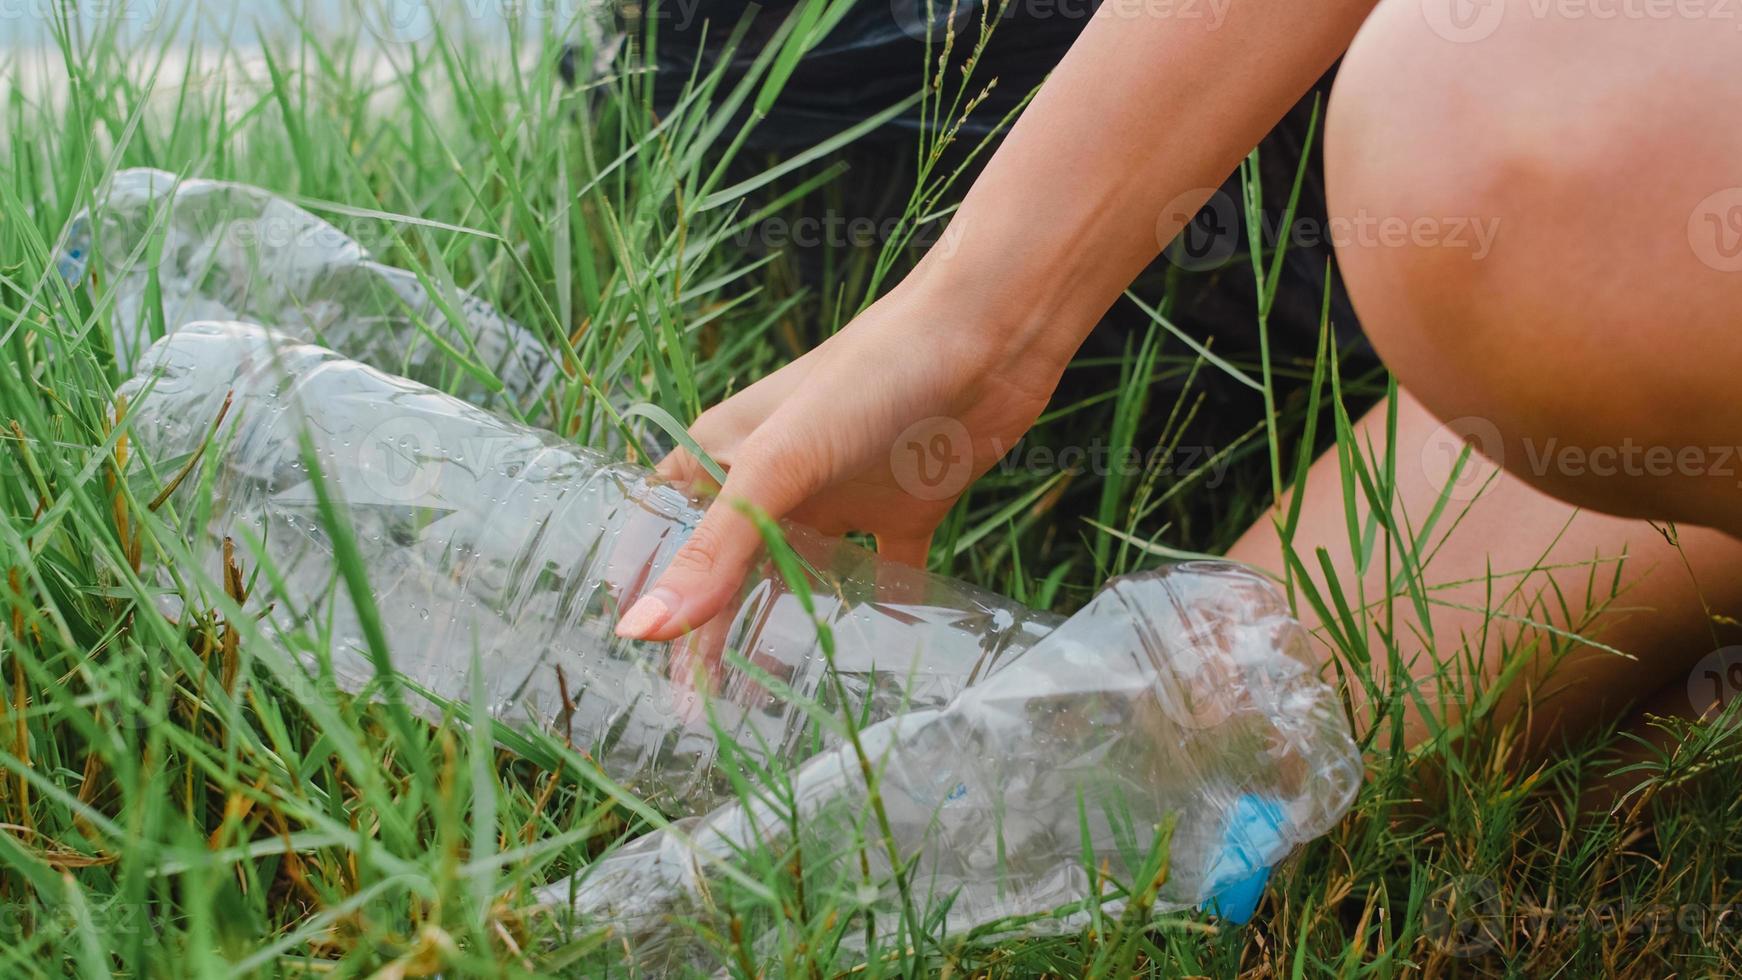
[616,590,675,639]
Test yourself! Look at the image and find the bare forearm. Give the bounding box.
[911,0,1376,365]
[625,1,1380,637]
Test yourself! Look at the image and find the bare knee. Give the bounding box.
[1324,0,1742,534]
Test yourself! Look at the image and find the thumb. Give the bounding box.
[615,452,809,642]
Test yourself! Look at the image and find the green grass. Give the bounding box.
[2,2,1742,976]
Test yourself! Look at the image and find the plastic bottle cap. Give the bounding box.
[1198,794,1286,925]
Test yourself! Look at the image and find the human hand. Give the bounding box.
[612,274,1068,642]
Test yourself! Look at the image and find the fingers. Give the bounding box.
[616,448,814,642]
[654,446,718,495]
[655,406,734,493]
[874,532,933,571]
[872,532,937,606]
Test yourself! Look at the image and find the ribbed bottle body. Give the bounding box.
[122,321,1059,805]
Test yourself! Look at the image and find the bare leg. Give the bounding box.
[1231,0,1742,760]
[1228,392,1742,758]
[1327,0,1742,539]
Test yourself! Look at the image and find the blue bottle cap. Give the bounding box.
[1198,794,1287,925]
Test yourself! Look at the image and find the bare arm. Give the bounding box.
[617,0,1379,642]
[920,0,1375,364]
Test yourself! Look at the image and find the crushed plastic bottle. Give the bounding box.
[120,322,1362,955]
[65,168,554,410]
[539,562,1363,967]
[119,320,1060,808]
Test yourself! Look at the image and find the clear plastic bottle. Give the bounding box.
[119,320,1061,808]
[65,168,553,410]
[541,562,1363,967]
